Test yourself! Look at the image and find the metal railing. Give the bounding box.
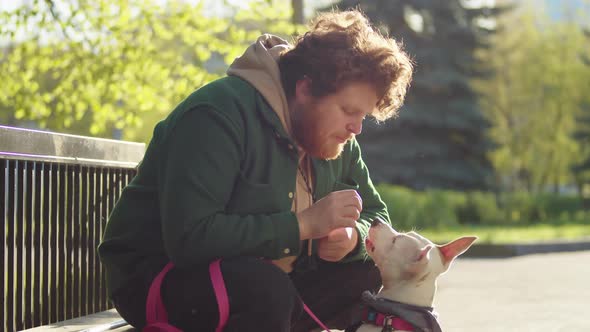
[1,125,145,332]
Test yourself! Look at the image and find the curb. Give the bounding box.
[462,239,590,258]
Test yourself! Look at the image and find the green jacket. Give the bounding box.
[98,76,389,297]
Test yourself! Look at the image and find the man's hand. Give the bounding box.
[297,190,362,240]
[317,227,359,262]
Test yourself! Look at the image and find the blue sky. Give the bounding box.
[541,0,589,24]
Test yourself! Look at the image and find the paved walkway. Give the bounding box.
[27,251,590,332]
[434,250,590,331]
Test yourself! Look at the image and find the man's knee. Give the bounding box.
[222,257,302,331]
[223,257,300,310]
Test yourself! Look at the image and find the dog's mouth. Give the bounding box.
[365,237,375,253]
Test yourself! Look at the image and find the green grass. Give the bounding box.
[414,223,590,244]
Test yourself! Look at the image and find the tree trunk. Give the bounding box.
[292,0,305,24]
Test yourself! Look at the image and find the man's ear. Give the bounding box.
[294,76,312,101]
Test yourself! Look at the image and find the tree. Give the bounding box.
[572,27,590,197]
[0,0,300,143]
[330,0,502,190]
[476,1,590,193]
[292,0,304,24]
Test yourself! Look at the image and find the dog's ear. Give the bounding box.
[438,236,478,266]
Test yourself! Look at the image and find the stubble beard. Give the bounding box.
[291,104,344,160]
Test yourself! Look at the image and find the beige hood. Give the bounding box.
[227,34,293,135]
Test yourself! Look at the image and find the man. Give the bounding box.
[98,9,413,332]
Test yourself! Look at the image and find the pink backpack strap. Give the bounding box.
[302,302,331,332]
[143,260,230,332]
[144,262,182,332]
[209,259,230,332]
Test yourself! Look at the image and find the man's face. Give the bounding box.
[291,80,379,160]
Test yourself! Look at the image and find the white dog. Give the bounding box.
[335,218,477,332]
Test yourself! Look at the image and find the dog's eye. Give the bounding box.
[392,236,397,244]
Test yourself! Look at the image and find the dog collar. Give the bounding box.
[362,307,415,331]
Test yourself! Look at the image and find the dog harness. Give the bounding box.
[346,291,442,332]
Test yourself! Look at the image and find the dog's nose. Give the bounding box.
[371,218,384,227]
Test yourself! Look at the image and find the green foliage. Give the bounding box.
[475,1,590,193]
[377,184,462,230]
[420,223,590,244]
[376,184,588,231]
[498,191,543,225]
[456,191,504,225]
[0,0,301,142]
[571,26,590,190]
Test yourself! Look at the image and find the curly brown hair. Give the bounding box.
[278,9,413,121]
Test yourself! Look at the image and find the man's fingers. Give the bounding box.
[341,206,360,220]
[335,217,356,229]
[350,195,363,211]
[328,227,354,241]
[332,189,362,202]
[328,190,363,211]
[344,192,363,211]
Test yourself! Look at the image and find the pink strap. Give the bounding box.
[145,259,328,332]
[144,260,230,332]
[392,317,415,331]
[374,311,414,331]
[209,259,230,332]
[209,259,329,332]
[303,303,331,332]
[144,262,182,332]
[146,262,175,324]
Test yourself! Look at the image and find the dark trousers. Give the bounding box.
[112,256,381,332]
